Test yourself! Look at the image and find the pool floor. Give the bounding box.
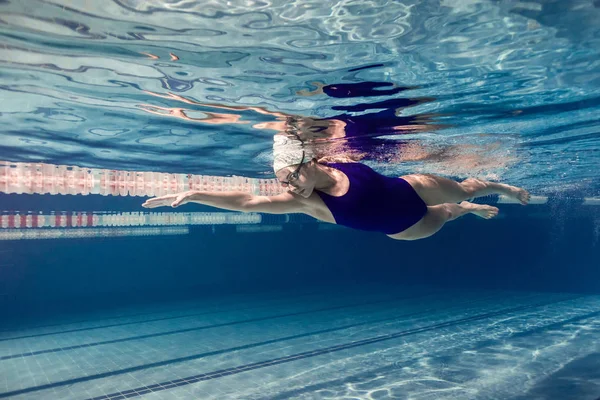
[1,284,599,399]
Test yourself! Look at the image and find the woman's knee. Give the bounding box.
[407,207,447,239]
[431,204,453,221]
[460,178,487,196]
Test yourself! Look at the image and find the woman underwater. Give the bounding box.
[142,136,530,241]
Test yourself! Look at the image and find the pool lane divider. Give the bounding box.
[0,211,261,229]
[0,227,188,240]
[0,160,284,197]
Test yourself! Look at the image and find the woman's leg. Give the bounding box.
[401,174,530,206]
[388,202,499,241]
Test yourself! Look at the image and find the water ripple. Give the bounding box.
[0,0,598,194]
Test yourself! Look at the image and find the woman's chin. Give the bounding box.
[288,188,312,198]
[300,189,313,198]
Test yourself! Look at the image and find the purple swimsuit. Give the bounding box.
[315,163,427,234]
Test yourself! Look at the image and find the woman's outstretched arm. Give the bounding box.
[142,190,306,214]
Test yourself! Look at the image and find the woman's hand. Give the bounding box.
[142,191,196,209]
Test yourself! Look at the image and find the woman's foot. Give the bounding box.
[506,185,531,205]
[462,178,531,205]
[460,201,499,219]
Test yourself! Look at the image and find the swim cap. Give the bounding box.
[272,135,315,173]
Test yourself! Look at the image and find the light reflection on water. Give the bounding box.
[0,0,598,195]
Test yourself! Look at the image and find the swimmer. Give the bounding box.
[142,142,530,241]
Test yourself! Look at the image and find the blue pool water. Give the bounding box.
[0,0,599,399]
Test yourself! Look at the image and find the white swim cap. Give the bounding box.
[272,135,315,173]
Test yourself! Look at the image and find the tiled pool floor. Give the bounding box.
[1,284,599,399]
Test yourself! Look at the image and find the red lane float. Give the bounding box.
[0,212,262,228]
[0,161,285,197]
[0,227,189,240]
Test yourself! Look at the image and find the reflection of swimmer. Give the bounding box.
[296,81,414,98]
[142,139,530,241]
[140,89,441,144]
[139,89,503,176]
[140,89,446,166]
[296,81,438,141]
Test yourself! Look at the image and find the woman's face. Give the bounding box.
[276,161,316,198]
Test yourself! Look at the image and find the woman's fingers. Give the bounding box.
[142,194,177,208]
[142,192,191,209]
[171,193,187,208]
[142,199,167,208]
